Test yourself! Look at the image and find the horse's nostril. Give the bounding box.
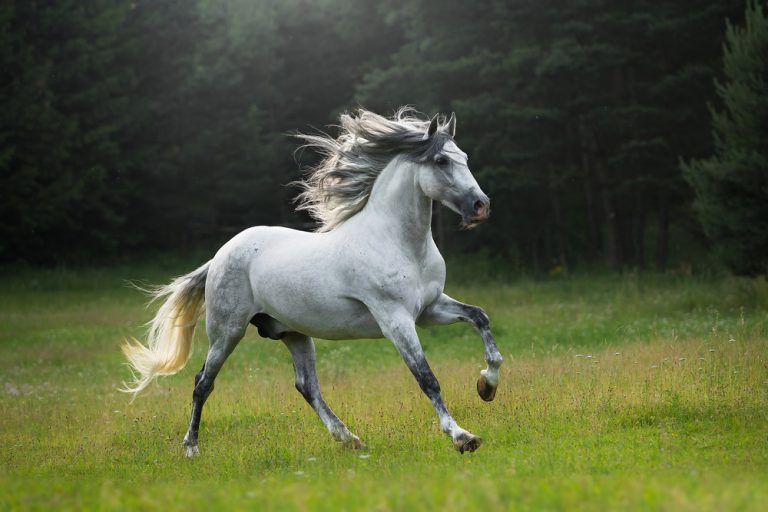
[471,198,490,220]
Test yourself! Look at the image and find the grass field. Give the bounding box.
[1,262,767,511]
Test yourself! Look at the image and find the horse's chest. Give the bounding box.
[376,257,445,313]
[418,260,445,310]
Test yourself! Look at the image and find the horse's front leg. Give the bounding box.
[371,307,482,453]
[418,293,503,402]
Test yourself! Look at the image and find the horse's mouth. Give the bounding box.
[460,212,490,230]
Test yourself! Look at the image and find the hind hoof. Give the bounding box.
[184,444,200,458]
[477,374,497,402]
[453,432,483,454]
[343,435,365,450]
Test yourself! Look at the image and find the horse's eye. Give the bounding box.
[435,156,449,167]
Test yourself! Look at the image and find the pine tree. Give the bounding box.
[0,0,132,262]
[683,1,768,275]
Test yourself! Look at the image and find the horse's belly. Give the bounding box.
[264,296,383,340]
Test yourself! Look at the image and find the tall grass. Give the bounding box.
[0,265,766,510]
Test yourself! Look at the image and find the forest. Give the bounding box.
[2,0,766,273]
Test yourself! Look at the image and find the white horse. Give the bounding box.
[123,108,503,456]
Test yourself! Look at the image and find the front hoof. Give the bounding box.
[184,444,200,458]
[453,433,483,454]
[477,374,497,402]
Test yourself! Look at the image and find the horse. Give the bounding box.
[122,108,503,456]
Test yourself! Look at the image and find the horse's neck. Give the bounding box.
[363,158,433,253]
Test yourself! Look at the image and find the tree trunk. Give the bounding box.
[632,190,646,269]
[594,157,619,269]
[577,117,601,262]
[548,163,567,267]
[655,193,670,270]
[627,63,645,269]
[581,116,619,269]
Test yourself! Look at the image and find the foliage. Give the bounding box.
[683,1,768,275]
[0,0,755,270]
[0,1,132,262]
[357,0,744,270]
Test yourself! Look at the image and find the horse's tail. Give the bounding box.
[121,261,210,396]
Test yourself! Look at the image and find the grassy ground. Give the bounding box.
[1,263,767,511]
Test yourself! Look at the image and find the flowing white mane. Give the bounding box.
[294,107,454,231]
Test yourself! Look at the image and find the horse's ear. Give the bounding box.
[447,112,456,138]
[424,115,439,139]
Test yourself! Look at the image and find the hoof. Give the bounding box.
[477,374,497,402]
[343,436,365,450]
[184,444,200,458]
[453,433,483,454]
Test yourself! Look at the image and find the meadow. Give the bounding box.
[1,261,767,511]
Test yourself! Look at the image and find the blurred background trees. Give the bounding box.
[683,0,768,275]
[1,0,763,274]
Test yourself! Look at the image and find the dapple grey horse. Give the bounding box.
[123,108,503,456]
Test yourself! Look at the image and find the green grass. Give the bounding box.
[1,263,767,511]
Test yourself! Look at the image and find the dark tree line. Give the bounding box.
[0,0,758,272]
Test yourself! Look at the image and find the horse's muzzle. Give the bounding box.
[461,194,491,229]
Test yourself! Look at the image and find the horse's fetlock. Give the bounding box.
[488,354,503,368]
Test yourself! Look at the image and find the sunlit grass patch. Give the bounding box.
[0,267,767,510]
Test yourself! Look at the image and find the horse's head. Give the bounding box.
[416,114,490,229]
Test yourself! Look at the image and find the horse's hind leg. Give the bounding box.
[182,296,251,457]
[283,333,363,449]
